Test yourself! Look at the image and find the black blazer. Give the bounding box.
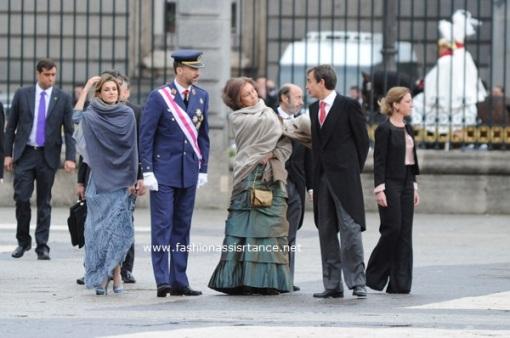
[273,109,313,229]
[310,93,370,230]
[4,85,75,169]
[373,119,420,187]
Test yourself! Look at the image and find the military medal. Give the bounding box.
[191,89,196,96]
[194,109,204,129]
[170,88,177,96]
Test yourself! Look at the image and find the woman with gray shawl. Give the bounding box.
[208,77,293,295]
[73,74,138,295]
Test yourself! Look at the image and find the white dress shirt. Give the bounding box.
[29,83,53,146]
[277,107,293,120]
[319,90,337,122]
[173,80,191,101]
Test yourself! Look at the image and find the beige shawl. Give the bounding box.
[230,99,291,192]
[282,112,312,149]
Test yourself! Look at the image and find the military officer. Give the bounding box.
[140,49,210,297]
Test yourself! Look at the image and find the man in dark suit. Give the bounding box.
[306,65,369,298]
[275,83,312,292]
[4,58,76,260]
[140,50,210,297]
[118,73,145,283]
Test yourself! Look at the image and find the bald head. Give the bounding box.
[278,83,304,115]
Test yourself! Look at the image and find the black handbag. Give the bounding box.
[67,199,87,248]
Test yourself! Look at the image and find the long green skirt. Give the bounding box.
[208,166,292,295]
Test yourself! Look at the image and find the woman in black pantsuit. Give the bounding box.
[366,86,420,294]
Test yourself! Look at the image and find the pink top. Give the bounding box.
[374,130,417,194]
[405,131,415,165]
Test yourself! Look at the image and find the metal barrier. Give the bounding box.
[0,0,508,149]
[232,0,509,150]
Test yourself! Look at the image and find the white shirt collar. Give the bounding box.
[35,82,53,98]
[277,106,293,119]
[321,90,337,107]
[173,80,191,97]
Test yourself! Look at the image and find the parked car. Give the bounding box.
[279,31,418,100]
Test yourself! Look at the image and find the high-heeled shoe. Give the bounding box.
[96,280,110,295]
[113,284,124,294]
[96,286,107,295]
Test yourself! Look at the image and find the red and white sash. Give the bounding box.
[158,86,202,161]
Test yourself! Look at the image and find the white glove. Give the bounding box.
[197,173,208,188]
[143,172,159,191]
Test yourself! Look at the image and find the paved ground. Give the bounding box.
[0,207,509,337]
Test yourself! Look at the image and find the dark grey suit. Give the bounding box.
[310,93,369,291]
[4,85,75,253]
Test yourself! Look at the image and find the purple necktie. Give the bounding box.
[36,91,47,146]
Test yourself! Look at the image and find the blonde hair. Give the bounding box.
[378,86,411,116]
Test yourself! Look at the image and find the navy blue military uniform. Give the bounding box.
[140,50,209,291]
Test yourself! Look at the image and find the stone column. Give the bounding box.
[176,0,232,208]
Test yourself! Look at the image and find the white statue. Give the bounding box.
[413,10,487,133]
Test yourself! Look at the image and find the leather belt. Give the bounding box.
[26,145,45,150]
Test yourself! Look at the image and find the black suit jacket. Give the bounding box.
[284,121,313,229]
[310,93,369,230]
[373,119,420,187]
[0,102,4,179]
[4,85,75,169]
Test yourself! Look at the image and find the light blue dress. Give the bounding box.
[84,175,135,288]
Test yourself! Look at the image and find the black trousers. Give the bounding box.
[121,198,137,274]
[13,147,57,254]
[366,166,414,293]
[121,243,135,274]
[286,180,302,281]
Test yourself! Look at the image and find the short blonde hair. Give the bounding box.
[378,86,411,116]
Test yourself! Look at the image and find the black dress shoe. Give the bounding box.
[293,285,301,292]
[169,286,202,296]
[157,284,172,297]
[313,290,344,298]
[37,248,50,260]
[121,271,136,284]
[11,245,31,258]
[352,286,367,298]
[76,277,85,285]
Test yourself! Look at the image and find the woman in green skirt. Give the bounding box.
[208,77,293,295]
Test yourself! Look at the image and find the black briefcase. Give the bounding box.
[67,199,87,248]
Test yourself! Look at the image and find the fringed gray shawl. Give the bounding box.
[77,98,138,193]
[230,99,291,193]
